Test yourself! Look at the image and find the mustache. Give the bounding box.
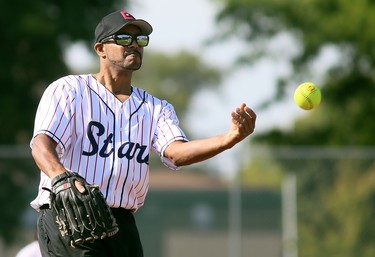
[124,50,142,57]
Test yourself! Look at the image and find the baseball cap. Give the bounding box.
[95,10,153,42]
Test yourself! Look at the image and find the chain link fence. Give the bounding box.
[1,145,374,257]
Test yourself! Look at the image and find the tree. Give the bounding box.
[0,0,119,145]
[0,0,122,243]
[214,0,375,256]
[133,51,221,126]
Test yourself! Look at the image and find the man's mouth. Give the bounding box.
[125,51,141,58]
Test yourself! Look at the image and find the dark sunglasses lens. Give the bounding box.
[136,36,149,47]
[115,35,132,45]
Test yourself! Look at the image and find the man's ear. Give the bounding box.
[94,43,106,58]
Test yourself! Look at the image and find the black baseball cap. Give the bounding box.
[95,10,153,42]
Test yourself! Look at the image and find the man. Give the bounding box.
[30,10,256,257]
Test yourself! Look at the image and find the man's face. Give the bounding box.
[102,25,146,71]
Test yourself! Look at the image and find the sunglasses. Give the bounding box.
[101,34,149,47]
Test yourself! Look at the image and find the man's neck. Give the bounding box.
[92,71,133,102]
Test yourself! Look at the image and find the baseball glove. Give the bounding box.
[44,171,119,247]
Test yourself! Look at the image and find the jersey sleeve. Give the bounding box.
[152,100,188,170]
[30,78,76,157]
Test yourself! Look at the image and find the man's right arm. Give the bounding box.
[31,134,66,179]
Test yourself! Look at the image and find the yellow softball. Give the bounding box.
[294,82,321,110]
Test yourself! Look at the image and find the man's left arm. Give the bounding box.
[164,103,256,166]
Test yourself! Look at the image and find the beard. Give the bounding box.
[123,50,143,70]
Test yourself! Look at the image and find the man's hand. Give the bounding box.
[74,180,86,193]
[51,172,86,194]
[229,103,257,143]
[47,172,119,247]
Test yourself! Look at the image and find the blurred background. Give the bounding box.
[2,0,375,256]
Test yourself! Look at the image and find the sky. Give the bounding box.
[65,0,321,177]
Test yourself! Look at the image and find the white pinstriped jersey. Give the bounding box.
[30,74,188,211]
